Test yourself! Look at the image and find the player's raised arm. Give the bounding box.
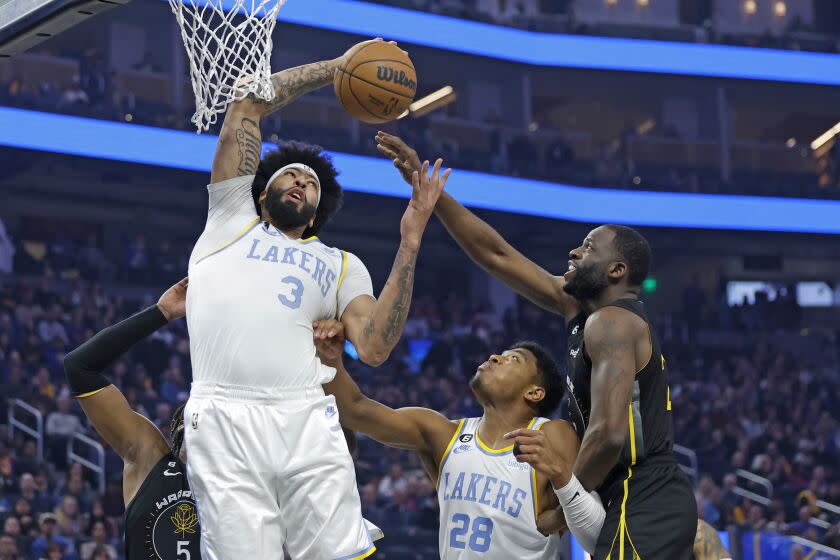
[316,320,457,463]
[376,132,579,318]
[63,279,188,471]
[211,39,384,184]
[333,159,451,366]
[573,306,646,490]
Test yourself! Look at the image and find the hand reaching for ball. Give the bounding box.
[376,131,422,186]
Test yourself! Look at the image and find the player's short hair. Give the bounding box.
[605,225,651,287]
[170,402,186,459]
[251,141,344,238]
[509,341,563,416]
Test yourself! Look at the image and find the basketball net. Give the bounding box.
[168,0,286,132]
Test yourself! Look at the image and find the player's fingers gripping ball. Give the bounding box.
[335,40,417,124]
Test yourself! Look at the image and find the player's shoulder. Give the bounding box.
[538,419,581,450]
[584,304,647,342]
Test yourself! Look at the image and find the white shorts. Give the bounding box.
[184,382,375,560]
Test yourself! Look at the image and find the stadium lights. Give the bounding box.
[744,0,757,15]
[810,121,840,151]
[408,86,456,118]
[773,1,787,17]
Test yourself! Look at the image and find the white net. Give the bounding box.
[168,0,287,132]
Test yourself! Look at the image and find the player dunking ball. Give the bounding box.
[312,319,576,559]
[63,279,201,560]
[377,133,697,559]
[186,41,450,559]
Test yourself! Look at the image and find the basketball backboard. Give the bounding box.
[0,0,131,58]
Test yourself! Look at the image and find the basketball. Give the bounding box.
[334,41,418,124]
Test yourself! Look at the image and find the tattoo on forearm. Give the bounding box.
[363,245,418,351]
[235,117,261,176]
[248,60,335,116]
[694,521,727,560]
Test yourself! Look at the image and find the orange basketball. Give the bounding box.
[334,41,417,124]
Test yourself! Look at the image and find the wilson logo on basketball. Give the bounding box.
[376,66,417,92]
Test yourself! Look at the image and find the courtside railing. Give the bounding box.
[734,469,774,506]
[67,432,106,494]
[7,399,44,462]
[673,444,699,486]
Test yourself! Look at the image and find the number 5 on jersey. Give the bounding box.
[278,275,304,309]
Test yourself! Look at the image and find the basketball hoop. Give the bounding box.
[168,0,286,132]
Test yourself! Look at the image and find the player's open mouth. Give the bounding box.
[564,262,577,280]
[286,189,304,203]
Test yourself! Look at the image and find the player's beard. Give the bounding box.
[563,261,609,302]
[264,187,317,230]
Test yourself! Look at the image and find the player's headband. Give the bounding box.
[265,163,322,205]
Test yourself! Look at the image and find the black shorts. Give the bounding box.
[594,456,697,560]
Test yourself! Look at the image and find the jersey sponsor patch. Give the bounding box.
[459,434,474,443]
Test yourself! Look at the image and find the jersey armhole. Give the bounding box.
[436,419,466,489]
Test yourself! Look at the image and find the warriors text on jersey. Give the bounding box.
[187,175,373,389]
[564,298,674,492]
[437,417,560,560]
[124,453,200,560]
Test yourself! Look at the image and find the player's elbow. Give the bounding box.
[357,344,390,367]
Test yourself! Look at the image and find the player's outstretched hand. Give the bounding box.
[505,428,571,489]
[157,277,188,321]
[376,132,422,186]
[313,319,346,364]
[401,159,452,246]
[536,507,568,537]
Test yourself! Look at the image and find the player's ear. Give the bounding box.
[608,261,627,280]
[525,385,545,407]
[258,190,267,205]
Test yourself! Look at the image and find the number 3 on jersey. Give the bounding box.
[278,275,304,309]
[449,513,494,553]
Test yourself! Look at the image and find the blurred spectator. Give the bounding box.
[53,496,83,540]
[122,235,148,282]
[0,533,19,560]
[0,217,14,275]
[78,521,117,560]
[29,514,74,559]
[37,307,68,346]
[378,464,408,501]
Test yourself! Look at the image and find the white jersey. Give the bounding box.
[437,417,560,560]
[187,175,373,389]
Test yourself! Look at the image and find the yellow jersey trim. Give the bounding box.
[195,217,260,265]
[341,544,376,560]
[476,416,537,454]
[436,419,466,488]
[628,403,637,466]
[337,250,349,290]
[76,387,107,399]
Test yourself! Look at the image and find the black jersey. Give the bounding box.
[565,298,675,492]
[124,453,201,560]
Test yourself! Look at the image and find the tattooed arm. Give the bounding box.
[693,520,731,560]
[573,306,649,491]
[328,160,452,366]
[210,38,389,183]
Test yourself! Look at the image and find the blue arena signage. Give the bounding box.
[202,0,840,85]
[2,107,840,234]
